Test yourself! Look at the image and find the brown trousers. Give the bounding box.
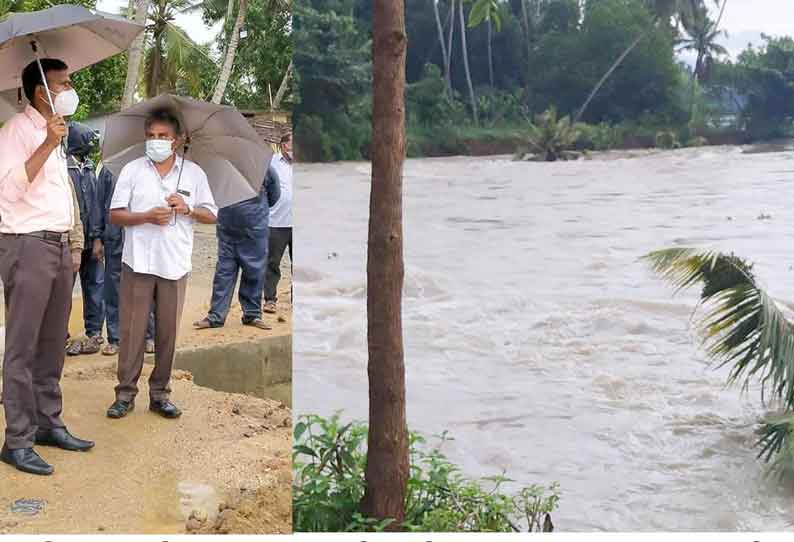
[115,265,187,403]
[0,235,72,450]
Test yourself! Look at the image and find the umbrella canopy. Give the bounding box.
[0,5,144,92]
[102,94,273,209]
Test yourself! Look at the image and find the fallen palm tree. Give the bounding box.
[645,247,794,481]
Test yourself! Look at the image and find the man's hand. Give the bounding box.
[166,193,189,215]
[45,115,67,148]
[92,238,104,262]
[71,250,81,273]
[147,206,173,226]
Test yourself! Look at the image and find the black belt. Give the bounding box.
[1,231,69,244]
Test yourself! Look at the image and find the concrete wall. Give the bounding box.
[154,335,292,406]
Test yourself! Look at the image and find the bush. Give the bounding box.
[522,107,580,161]
[293,413,560,532]
[575,122,624,151]
[655,130,680,149]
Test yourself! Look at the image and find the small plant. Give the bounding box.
[293,413,560,532]
[655,130,680,149]
[522,107,580,162]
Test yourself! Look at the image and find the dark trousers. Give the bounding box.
[104,238,154,345]
[207,227,268,326]
[264,227,292,303]
[0,235,71,449]
[73,246,105,337]
[115,265,186,402]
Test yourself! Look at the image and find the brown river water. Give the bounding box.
[294,146,794,531]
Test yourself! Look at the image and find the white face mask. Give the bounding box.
[50,88,79,117]
[146,139,175,163]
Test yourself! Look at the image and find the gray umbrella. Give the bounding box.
[0,5,144,102]
[102,94,273,208]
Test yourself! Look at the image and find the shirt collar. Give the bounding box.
[24,105,47,129]
[147,155,182,178]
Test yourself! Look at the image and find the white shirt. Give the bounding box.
[110,155,218,280]
[268,153,293,228]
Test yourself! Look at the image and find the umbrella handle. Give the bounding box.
[30,41,57,115]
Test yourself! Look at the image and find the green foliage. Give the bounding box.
[654,130,680,149]
[468,0,501,32]
[293,413,560,533]
[524,107,580,161]
[293,2,371,161]
[201,0,293,108]
[407,64,467,128]
[645,248,794,480]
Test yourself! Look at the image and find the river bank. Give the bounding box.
[0,223,293,534]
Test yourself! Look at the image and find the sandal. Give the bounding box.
[192,317,218,330]
[66,339,83,356]
[243,318,271,331]
[102,343,120,356]
[145,339,155,354]
[263,301,277,314]
[81,335,102,355]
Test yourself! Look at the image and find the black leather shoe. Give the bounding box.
[35,427,94,452]
[149,400,182,419]
[107,399,135,419]
[0,444,53,476]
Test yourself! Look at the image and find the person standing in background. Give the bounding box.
[193,161,280,331]
[65,122,105,356]
[263,132,293,315]
[97,160,156,357]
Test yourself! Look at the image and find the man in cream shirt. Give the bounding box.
[106,108,217,420]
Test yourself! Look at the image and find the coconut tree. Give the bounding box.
[646,247,794,481]
[143,0,211,98]
[573,0,720,124]
[458,0,477,124]
[468,0,502,88]
[211,0,247,103]
[360,0,409,527]
[122,0,150,107]
[677,0,728,120]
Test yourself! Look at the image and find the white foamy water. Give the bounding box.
[295,147,794,531]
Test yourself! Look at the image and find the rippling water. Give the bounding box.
[294,147,794,531]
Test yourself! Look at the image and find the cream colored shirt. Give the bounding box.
[110,156,217,280]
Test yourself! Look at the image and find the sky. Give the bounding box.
[707,0,794,58]
[95,0,220,45]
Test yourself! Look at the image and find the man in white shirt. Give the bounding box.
[263,133,293,314]
[105,109,218,420]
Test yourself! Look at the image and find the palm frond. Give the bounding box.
[644,248,794,407]
[646,247,794,478]
[757,413,794,482]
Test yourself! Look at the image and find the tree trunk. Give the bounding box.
[458,0,478,124]
[432,0,450,94]
[521,0,531,61]
[272,59,293,111]
[146,30,163,98]
[573,30,646,124]
[360,0,409,529]
[212,0,248,104]
[487,17,494,88]
[688,51,702,121]
[121,0,150,108]
[446,0,456,94]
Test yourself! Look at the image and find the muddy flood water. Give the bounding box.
[294,146,794,531]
